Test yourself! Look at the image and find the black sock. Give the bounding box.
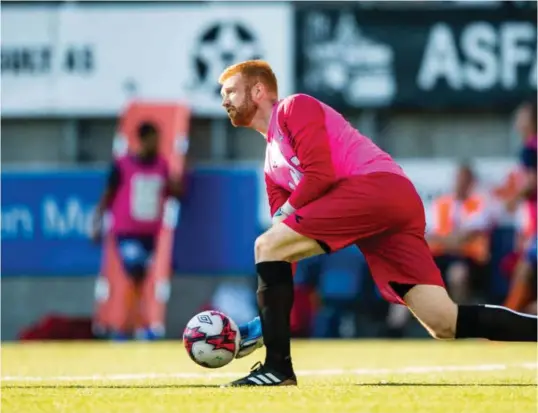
[456,304,537,341]
[256,261,294,375]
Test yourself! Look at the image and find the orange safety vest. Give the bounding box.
[429,194,490,263]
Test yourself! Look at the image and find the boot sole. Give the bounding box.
[221,377,298,388]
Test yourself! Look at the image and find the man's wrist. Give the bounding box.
[280,201,296,216]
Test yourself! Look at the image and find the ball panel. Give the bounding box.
[185,311,224,336]
[191,341,234,368]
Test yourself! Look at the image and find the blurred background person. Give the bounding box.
[426,162,494,304]
[502,101,537,314]
[504,237,537,315]
[91,122,183,340]
[504,101,537,217]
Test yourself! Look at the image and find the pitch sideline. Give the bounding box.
[2,362,536,382]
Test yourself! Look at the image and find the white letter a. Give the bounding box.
[418,23,462,90]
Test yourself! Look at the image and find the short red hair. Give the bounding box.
[218,60,278,95]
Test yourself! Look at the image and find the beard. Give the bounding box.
[227,94,257,127]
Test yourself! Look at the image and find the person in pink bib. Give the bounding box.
[91,122,181,338]
[218,60,537,388]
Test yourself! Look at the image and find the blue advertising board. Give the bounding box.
[1,167,261,276]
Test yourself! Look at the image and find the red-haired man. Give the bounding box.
[220,60,536,387]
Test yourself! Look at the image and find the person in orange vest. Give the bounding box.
[426,162,493,304]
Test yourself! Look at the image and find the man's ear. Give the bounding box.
[252,82,263,99]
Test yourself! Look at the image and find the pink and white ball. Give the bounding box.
[183,310,241,368]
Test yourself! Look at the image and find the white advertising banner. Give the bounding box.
[1,4,293,117]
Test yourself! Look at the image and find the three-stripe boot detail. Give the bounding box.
[222,362,297,387]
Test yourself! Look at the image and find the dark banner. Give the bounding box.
[296,7,536,110]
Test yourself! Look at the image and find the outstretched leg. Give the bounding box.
[402,284,537,341]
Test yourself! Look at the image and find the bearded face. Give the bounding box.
[226,85,258,127]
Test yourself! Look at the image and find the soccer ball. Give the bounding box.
[183,310,241,369]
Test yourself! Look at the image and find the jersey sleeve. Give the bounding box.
[279,95,337,210]
[265,173,291,216]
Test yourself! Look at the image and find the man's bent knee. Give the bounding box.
[254,223,325,263]
[255,233,282,262]
[404,284,458,340]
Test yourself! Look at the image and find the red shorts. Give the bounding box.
[284,172,444,304]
